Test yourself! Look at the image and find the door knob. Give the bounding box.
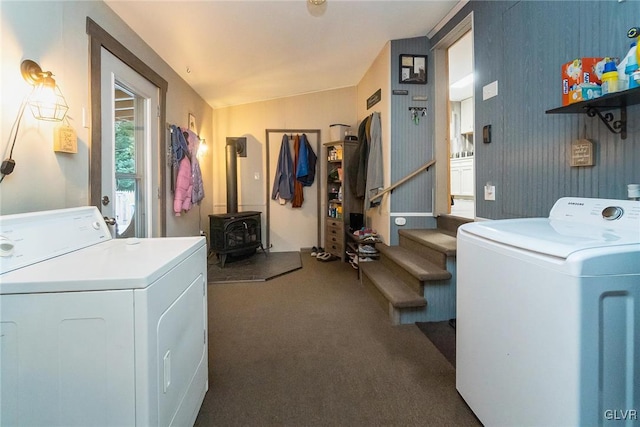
[103,216,116,226]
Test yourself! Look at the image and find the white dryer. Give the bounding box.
[0,207,208,427]
[456,197,640,427]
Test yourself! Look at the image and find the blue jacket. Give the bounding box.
[271,134,294,201]
[296,133,317,187]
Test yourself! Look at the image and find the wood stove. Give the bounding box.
[209,138,265,267]
[209,211,263,267]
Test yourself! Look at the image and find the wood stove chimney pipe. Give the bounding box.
[225,138,238,213]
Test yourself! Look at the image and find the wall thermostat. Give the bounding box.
[483,125,491,144]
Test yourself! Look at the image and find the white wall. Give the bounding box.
[356,42,392,244]
[212,87,357,250]
[0,1,213,237]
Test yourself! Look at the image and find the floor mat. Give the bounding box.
[208,251,302,283]
[415,320,456,367]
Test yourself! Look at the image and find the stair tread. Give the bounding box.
[398,229,457,256]
[377,244,452,281]
[360,263,426,308]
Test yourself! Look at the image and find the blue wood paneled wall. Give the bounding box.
[389,37,436,243]
[432,0,640,219]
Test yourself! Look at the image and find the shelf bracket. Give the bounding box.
[585,106,627,140]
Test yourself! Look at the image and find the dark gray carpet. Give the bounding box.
[416,321,456,367]
[195,254,479,426]
[208,251,302,283]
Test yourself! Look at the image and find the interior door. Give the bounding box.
[101,48,159,238]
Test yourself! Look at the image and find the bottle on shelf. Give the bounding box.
[602,60,619,95]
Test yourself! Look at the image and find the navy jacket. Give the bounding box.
[271,134,294,201]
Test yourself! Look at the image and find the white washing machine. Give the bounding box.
[456,197,640,427]
[0,207,208,427]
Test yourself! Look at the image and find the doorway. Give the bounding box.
[431,14,474,219]
[447,31,475,219]
[87,18,168,236]
[100,48,159,238]
[265,130,321,252]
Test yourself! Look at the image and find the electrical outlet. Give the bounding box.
[484,185,496,201]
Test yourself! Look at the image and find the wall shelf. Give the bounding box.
[546,87,640,140]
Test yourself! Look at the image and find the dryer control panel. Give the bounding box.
[0,206,111,274]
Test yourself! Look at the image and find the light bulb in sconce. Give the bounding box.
[307,0,327,16]
[21,59,69,122]
[197,139,208,158]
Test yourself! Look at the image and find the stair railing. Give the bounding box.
[369,159,436,203]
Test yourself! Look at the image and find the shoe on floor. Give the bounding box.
[311,246,318,257]
[317,252,337,262]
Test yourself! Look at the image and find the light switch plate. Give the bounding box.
[483,81,498,100]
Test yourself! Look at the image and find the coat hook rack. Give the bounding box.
[409,107,427,124]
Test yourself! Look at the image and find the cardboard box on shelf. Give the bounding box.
[562,57,606,105]
[568,84,602,104]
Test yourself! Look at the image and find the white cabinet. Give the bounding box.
[460,97,474,134]
[450,157,474,196]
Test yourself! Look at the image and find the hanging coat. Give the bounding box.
[185,129,205,205]
[174,156,192,216]
[296,133,317,187]
[348,116,370,198]
[291,134,304,208]
[170,125,189,192]
[271,134,294,203]
[365,112,383,209]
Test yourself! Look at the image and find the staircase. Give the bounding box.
[359,215,472,325]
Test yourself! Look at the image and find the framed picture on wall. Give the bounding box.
[188,113,196,131]
[399,54,427,84]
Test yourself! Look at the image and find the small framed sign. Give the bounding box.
[367,88,381,110]
[570,139,594,167]
[399,54,427,84]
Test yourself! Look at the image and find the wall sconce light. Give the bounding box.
[0,60,70,183]
[20,59,69,122]
[197,138,208,158]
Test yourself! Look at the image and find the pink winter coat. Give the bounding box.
[173,156,193,216]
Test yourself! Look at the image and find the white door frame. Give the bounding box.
[87,18,168,235]
[101,48,159,237]
[431,13,474,217]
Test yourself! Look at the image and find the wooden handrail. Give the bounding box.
[369,159,436,203]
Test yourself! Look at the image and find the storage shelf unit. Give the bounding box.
[324,140,360,261]
[546,87,640,140]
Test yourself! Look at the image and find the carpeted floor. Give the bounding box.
[194,254,479,426]
[415,321,457,367]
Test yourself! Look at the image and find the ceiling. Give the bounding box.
[104,0,463,109]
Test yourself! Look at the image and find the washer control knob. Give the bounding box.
[0,236,15,257]
[92,221,101,230]
[602,206,624,220]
